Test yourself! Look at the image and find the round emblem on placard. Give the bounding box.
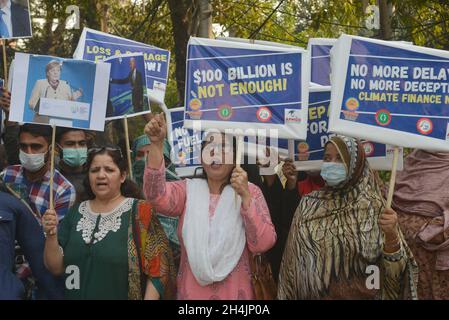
[256,107,272,122]
[417,118,433,135]
[375,109,392,126]
[189,98,202,111]
[345,97,359,111]
[217,104,233,120]
[363,142,375,156]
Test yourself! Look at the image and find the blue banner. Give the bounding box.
[330,35,449,151]
[308,39,336,86]
[74,28,170,104]
[184,37,309,140]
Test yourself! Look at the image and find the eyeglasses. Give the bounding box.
[88,146,124,159]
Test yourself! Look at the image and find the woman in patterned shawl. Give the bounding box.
[278,136,418,300]
[392,149,449,299]
[42,145,176,299]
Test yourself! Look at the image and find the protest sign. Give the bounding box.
[74,27,170,105]
[184,37,309,140]
[166,107,202,177]
[329,34,449,152]
[104,53,150,120]
[9,53,110,131]
[307,38,336,86]
[0,0,32,40]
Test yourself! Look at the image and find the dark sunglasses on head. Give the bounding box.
[88,146,124,159]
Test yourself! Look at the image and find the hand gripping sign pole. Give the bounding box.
[123,115,133,180]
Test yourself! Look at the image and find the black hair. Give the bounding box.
[80,144,144,201]
[19,124,52,144]
[200,133,237,193]
[55,127,90,144]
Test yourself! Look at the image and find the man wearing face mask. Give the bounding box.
[55,127,92,202]
[1,124,76,221]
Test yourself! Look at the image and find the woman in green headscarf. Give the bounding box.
[132,135,181,269]
[278,136,418,300]
[132,135,179,188]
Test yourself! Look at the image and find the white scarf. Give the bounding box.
[183,179,246,286]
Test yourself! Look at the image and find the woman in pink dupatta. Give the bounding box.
[391,149,449,299]
[142,114,276,300]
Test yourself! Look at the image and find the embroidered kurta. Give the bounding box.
[57,198,176,300]
[58,199,131,300]
[144,161,276,300]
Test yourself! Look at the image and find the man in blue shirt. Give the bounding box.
[0,0,31,38]
[0,191,63,299]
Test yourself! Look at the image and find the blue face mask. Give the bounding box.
[320,162,347,187]
[62,148,87,167]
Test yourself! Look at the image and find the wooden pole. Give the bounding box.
[123,115,133,180]
[288,139,295,160]
[235,135,243,168]
[386,146,399,208]
[2,40,7,86]
[235,135,244,204]
[49,125,56,211]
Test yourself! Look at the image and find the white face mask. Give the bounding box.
[19,150,47,172]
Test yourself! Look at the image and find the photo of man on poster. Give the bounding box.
[110,57,144,113]
[0,0,32,38]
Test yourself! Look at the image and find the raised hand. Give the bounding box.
[144,113,167,146]
[72,88,83,100]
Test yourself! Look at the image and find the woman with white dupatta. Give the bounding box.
[143,114,276,300]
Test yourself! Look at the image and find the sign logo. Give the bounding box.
[345,97,359,111]
[417,118,433,135]
[342,98,360,121]
[256,107,272,122]
[285,109,302,123]
[189,98,202,111]
[375,109,392,126]
[176,150,187,166]
[217,104,233,120]
[362,141,375,157]
[297,142,309,161]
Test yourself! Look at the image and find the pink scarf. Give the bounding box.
[393,149,449,270]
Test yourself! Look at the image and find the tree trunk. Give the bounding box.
[167,0,193,105]
[96,1,109,32]
[378,0,393,40]
[197,0,212,38]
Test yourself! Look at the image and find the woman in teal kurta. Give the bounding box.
[43,146,176,300]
